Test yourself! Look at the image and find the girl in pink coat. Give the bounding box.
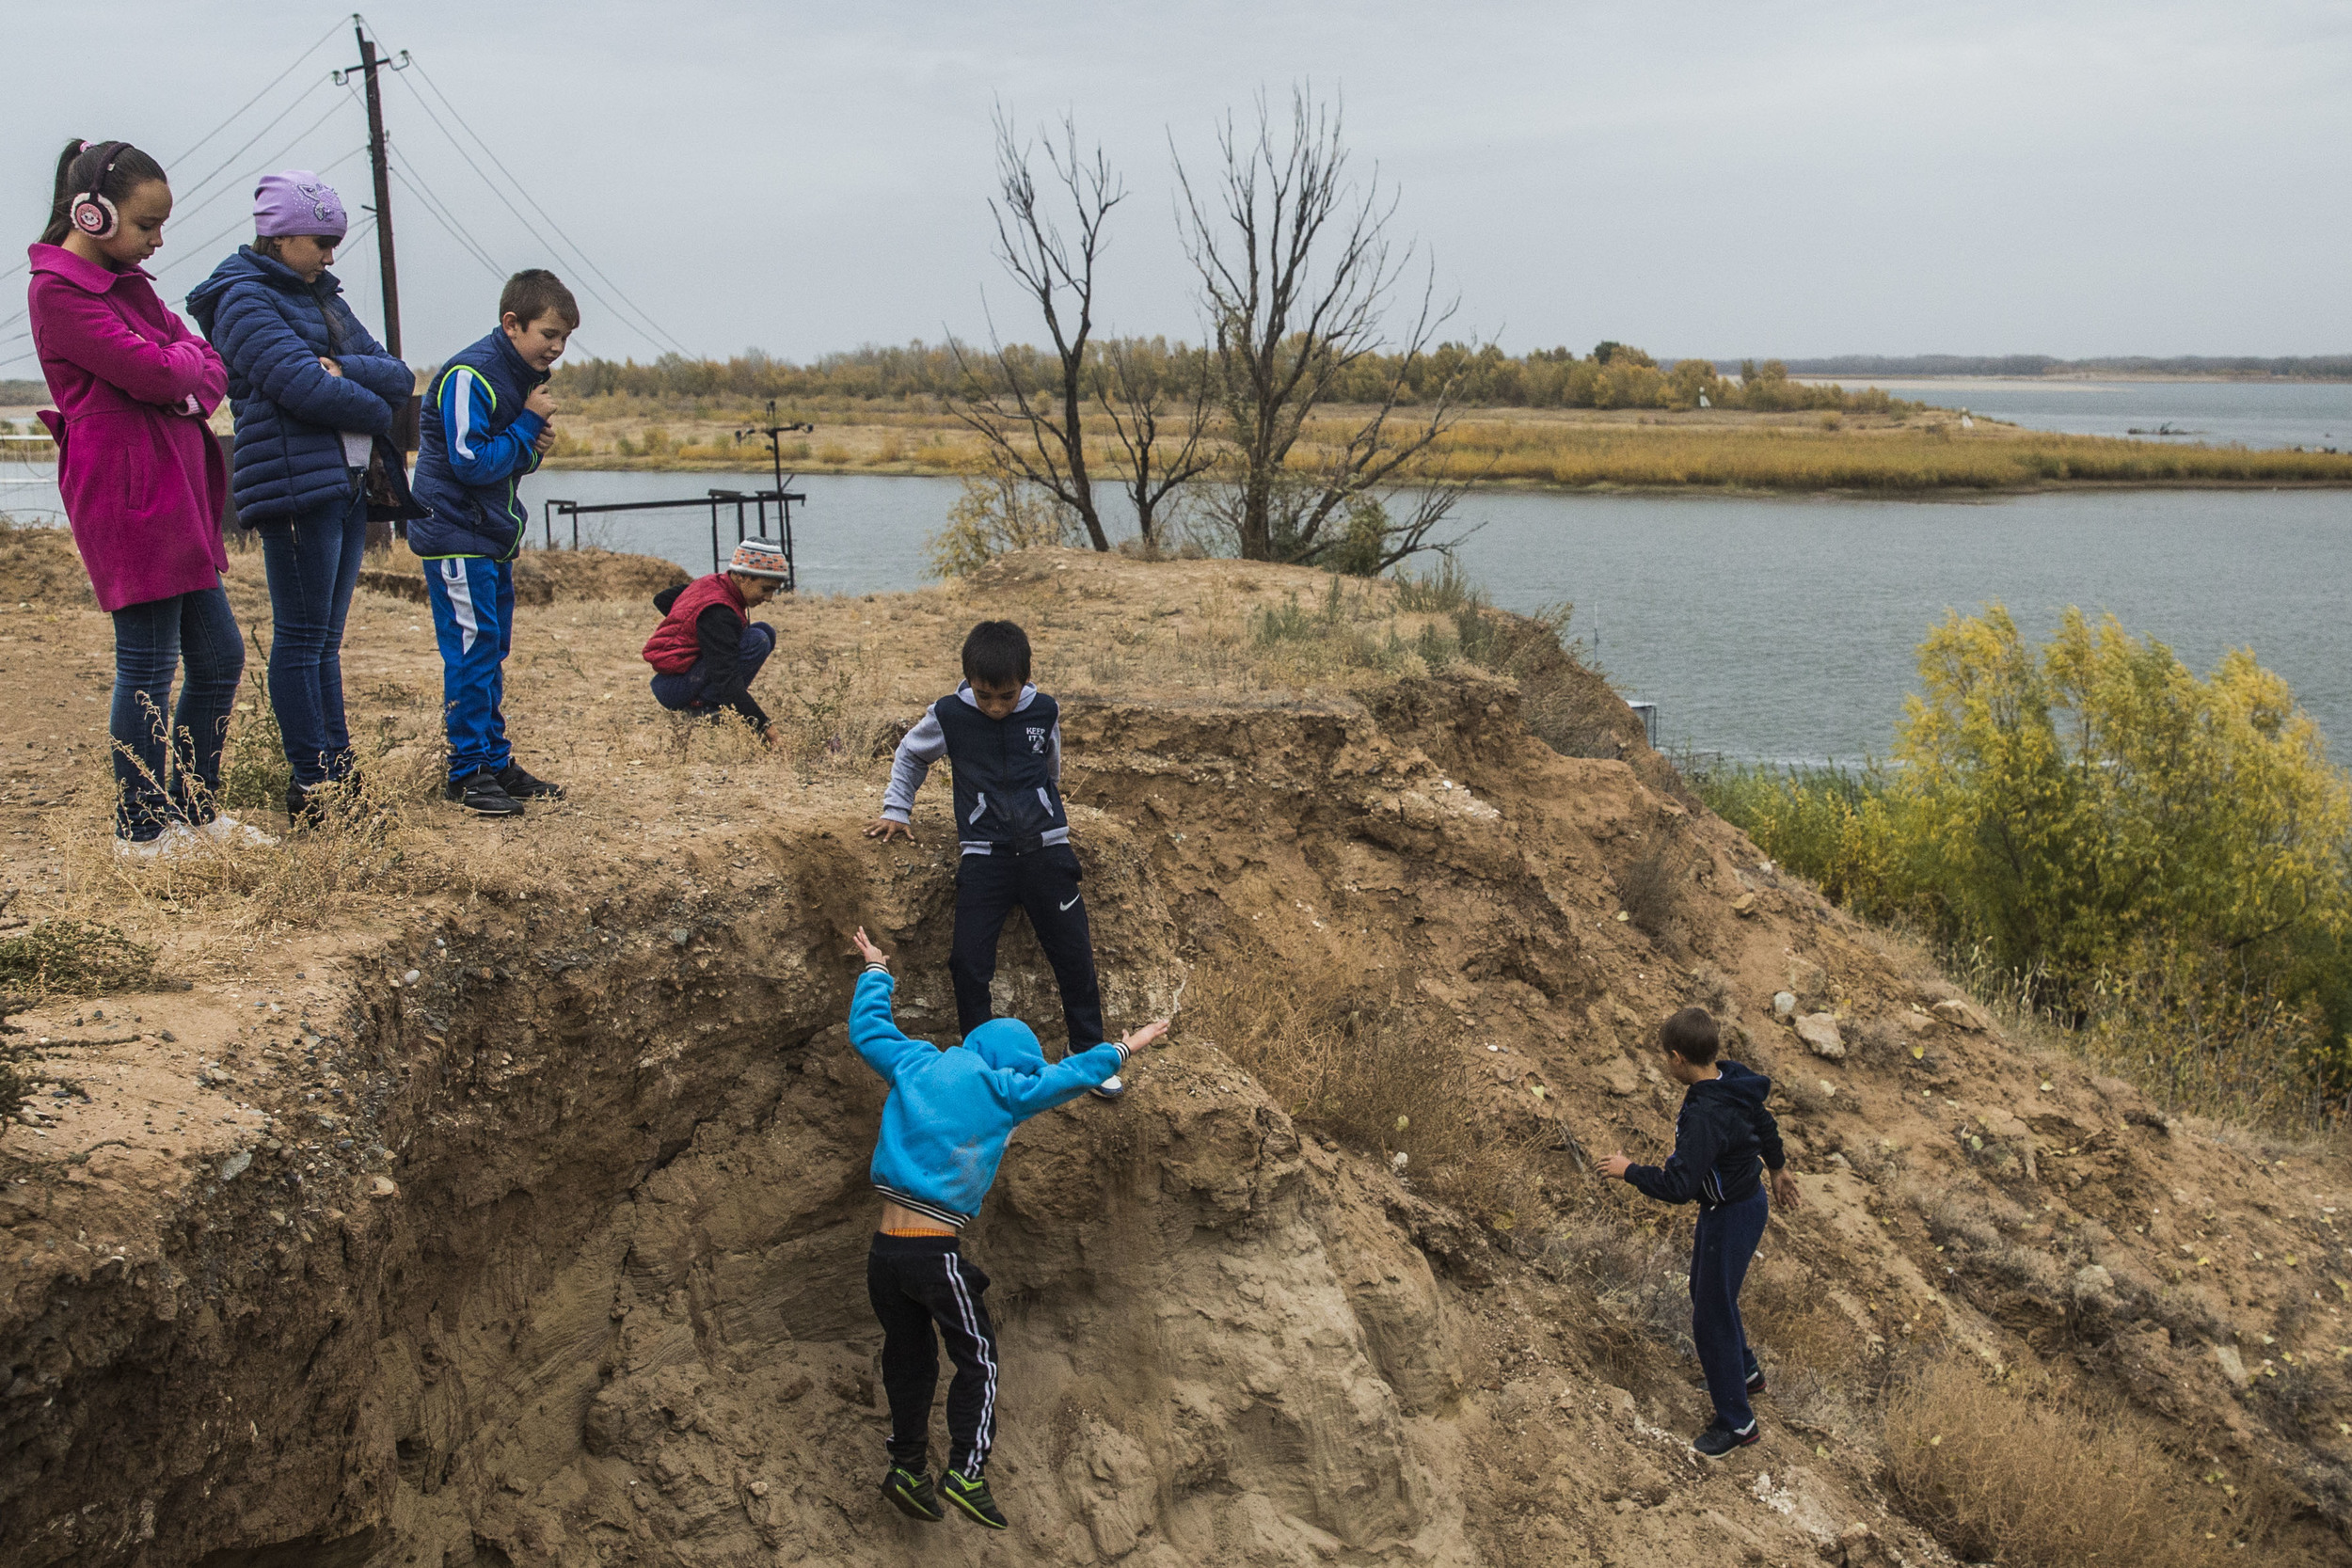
[27,139,270,855]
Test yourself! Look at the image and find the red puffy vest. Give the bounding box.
[642,574,746,674]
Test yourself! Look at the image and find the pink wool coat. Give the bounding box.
[26,243,230,612]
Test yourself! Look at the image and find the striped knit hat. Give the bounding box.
[728,537,790,580]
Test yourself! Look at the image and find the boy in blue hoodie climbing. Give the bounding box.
[847,926,1166,1529]
[1600,1006,1800,1460]
[407,269,577,817]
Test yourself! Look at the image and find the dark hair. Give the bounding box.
[961,621,1032,688]
[1659,1006,1720,1066]
[500,268,580,329]
[40,138,167,246]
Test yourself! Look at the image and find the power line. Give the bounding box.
[400,59,689,356]
[168,14,352,168]
[388,160,504,279]
[173,74,342,213]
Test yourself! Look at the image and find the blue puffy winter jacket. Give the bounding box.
[406,328,547,560]
[850,964,1126,1227]
[185,247,411,524]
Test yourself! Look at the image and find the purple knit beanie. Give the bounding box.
[252,170,348,241]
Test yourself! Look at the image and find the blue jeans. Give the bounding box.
[109,583,246,841]
[648,622,774,712]
[257,480,368,787]
[1691,1186,1769,1432]
[423,555,514,781]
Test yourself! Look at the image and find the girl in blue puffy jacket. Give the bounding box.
[187,171,411,825]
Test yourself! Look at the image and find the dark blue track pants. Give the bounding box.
[869,1233,998,1477]
[948,844,1104,1050]
[1691,1187,1769,1432]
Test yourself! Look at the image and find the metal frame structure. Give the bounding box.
[539,486,803,582]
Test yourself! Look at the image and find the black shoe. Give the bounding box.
[881,1465,943,1523]
[1692,1419,1759,1460]
[1746,1367,1767,1395]
[286,784,328,829]
[495,762,564,800]
[940,1468,1007,1529]
[444,770,525,817]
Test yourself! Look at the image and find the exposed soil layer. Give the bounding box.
[2,536,2348,1567]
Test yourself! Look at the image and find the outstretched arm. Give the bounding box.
[846,928,935,1086]
[998,1019,1167,1118]
[866,705,946,840]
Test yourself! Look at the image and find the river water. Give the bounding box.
[1796,376,2352,452]
[7,405,2347,765]
[500,470,2352,766]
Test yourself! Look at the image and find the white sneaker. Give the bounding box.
[1088,1074,1126,1101]
[199,813,278,847]
[114,823,198,860]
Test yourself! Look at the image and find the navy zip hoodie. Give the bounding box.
[1625,1060,1787,1209]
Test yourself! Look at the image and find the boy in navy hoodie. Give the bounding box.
[864,620,1124,1098]
[1601,1006,1800,1459]
[408,269,576,817]
[847,926,1166,1528]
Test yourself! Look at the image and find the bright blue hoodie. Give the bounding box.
[850,964,1125,1227]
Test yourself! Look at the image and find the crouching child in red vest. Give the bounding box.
[642,537,787,739]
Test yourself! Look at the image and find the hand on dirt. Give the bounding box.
[319,356,343,377]
[1771,1167,1801,1212]
[864,816,913,842]
[851,926,888,966]
[526,386,559,419]
[1598,1151,1634,1180]
[1121,1019,1169,1053]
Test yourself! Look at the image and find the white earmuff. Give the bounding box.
[67,142,129,243]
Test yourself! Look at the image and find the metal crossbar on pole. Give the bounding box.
[537,489,804,578]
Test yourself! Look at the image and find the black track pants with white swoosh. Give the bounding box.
[868,1233,999,1475]
[948,844,1105,1050]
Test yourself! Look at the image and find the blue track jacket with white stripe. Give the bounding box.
[409,327,547,560]
[850,964,1125,1228]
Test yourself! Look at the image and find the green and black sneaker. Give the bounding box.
[940,1467,1008,1529]
[882,1465,943,1522]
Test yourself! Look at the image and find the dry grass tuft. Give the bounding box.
[1184,943,1544,1228]
[1615,841,1689,952]
[0,916,157,998]
[1884,1358,2277,1566]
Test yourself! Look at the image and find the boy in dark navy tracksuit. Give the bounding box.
[864,621,1123,1097]
[846,926,1166,1528]
[1601,1006,1801,1459]
[408,269,577,817]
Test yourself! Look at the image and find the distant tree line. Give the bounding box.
[553,341,1909,416]
[1757,354,2352,380]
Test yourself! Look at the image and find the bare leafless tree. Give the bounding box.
[1176,88,1474,569]
[947,109,1119,551]
[1094,337,1216,548]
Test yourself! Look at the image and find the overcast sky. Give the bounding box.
[8,1,2349,371]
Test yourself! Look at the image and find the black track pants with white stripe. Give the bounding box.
[867,1233,999,1476]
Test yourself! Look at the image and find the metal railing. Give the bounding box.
[538,486,803,583]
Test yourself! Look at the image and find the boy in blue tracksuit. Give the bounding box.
[1601,1006,1801,1459]
[865,620,1124,1097]
[408,269,577,816]
[847,926,1165,1530]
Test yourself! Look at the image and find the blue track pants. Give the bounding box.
[1692,1187,1769,1432]
[422,555,513,782]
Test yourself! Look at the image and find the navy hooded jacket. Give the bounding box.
[849,964,1125,1227]
[406,327,548,559]
[1626,1060,1787,1209]
[186,247,410,524]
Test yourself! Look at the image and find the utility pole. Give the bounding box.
[338,15,407,359]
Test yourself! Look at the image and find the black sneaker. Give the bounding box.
[445,770,525,817]
[940,1468,1007,1529]
[1692,1419,1759,1460]
[286,784,328,829]
[881,1465,943,1522]
[1746,1367,1767,1395]
[495,762,564,800]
